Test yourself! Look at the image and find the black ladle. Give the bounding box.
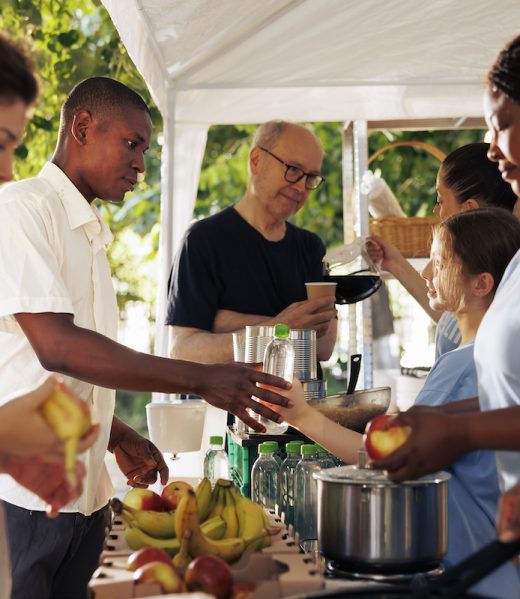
[347,354,362,395]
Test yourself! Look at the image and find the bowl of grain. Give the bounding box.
[309,386,391,433]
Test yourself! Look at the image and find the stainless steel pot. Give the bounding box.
[314,465,450,573]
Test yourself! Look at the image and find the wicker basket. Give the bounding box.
[367,141,444,258]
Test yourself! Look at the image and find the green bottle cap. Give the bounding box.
[292,440,305,447]
[209,435,223,444]
[314,444,326,453]
[259,442,276,454]
[285,442,300,453]
[264,441,279,451]
[274,323,291,339]
[301,444,318,456]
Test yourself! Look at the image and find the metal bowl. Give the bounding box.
[308,386,391,433]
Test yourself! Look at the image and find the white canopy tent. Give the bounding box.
[100,0,520,361]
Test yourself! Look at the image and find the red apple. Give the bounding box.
[127,547,173,572]
[161,480,193,510]
[364,414,411,460]
[124,488,169,511]
[232,581,257,599]
[133,560,185,593]
[185,555,234,599]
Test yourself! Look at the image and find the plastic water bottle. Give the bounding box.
[280,441,301,527]
[256,323,294,434]
[315,444,337,470]
[294,444,320,548]
[251,442,281,510]
[203,435,229,484]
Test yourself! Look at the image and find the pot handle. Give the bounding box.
[412,538,520,598]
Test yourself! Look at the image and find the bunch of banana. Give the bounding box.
[195,477,212,521]
[40,380,92,487]
[109,497,226,556]
[110,491,226,556]
[175,488,270,564]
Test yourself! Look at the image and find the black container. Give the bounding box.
[325,272,382,304]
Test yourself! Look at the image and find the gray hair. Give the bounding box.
[252,120,322,151]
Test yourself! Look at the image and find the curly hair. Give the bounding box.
[488,34,520,104]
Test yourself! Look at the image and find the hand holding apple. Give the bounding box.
[364,414,411,460]
[184,554,234,599]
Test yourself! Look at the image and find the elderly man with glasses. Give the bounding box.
[166,120,337,369]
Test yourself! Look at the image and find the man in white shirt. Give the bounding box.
[0,77,292,599]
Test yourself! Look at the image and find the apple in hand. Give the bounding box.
[127,547,173,572]
[124,488,169,511]
[364,414,411,460]
[185,554,234,599]
[161,480,193,510]
[133,560,185,593]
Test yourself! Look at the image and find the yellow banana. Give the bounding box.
[172,530,192,570]
[229,485,271,550]
[41,383,91,487]
[123,523,181,556]
[195,477,212,522]
[221,487,239,539]
[208,485,225,519]
[200,515,227,540]
[175,490,267,564]
[121,503,176,539]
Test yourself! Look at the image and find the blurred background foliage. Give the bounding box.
[2,0,485,432]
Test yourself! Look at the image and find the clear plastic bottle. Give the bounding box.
[256,323,294,434]
[294,444,320,548]
[203,435,229,484]
[314,444,337,470]
[251,442,281,510]
[280,442,301,527]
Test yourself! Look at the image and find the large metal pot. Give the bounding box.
[314,465,450,573]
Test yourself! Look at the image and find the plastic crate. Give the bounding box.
[227,427,308,498]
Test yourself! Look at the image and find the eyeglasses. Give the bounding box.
[258,146,325,190]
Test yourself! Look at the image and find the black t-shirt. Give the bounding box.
[166,206,326,330]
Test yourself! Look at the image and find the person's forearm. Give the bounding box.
[435,397,480,415]
[463,406,520,452]
[26,319,209,394]
[292,410,362,464]
[317,318,337,361]
[108,415,133,452]
[391,259,441,323]
[170,326,235,363]
[212,310,264,334]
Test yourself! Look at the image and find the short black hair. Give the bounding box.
[441,142,517,211]
[0,33,38,105]
[60,77,151,130]
[488,34,520,104]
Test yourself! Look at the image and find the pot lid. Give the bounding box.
[313,465,451,486]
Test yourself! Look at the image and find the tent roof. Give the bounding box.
[102,0,520,123]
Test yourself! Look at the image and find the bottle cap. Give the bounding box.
[301,444,318,456]
[274,323,291,339]
[264,441,279,452]
[314,444,326,453]
[258,442,275,454]
[292,440,305,447]
[285,442,300,453]
[210,435,223,445]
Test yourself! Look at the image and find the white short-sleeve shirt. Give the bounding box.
[475,248,520,493]
[0,162,119,515]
